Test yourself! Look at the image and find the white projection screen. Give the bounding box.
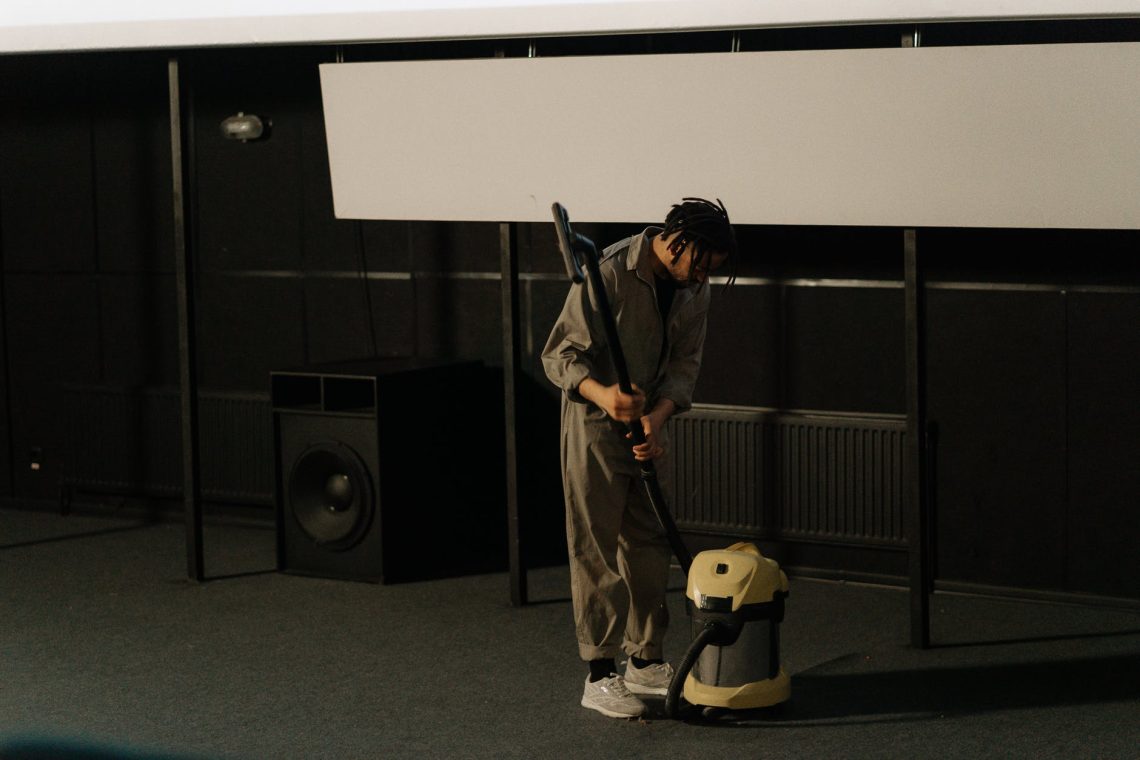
[321,43,1140,228]
[3,1,1138,53]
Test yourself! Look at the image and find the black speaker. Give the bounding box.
[271,359,505,583]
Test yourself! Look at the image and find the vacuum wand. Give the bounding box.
[552,202,693,575]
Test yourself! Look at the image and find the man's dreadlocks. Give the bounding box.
[660,197,738,288]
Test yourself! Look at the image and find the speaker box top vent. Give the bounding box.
[271,358,480,416]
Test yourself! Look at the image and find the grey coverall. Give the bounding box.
[541,227,710,661]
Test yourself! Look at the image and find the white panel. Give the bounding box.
[3,0,1139,53]
[321,43,1140,228]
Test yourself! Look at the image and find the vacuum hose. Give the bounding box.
[664,621,724,719]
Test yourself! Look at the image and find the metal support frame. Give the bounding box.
[500,222,526,605]
[904,228,932,647]
[901,27,932,648]
[168,56,204,582]
[0,179,12,499]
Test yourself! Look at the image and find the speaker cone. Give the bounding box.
[288,441,375,550]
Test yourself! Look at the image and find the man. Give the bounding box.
[542,198,737,718]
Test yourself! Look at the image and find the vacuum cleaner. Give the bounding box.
[672,542,790,717]
[552,202,790,719]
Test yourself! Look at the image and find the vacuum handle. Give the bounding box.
[551,202,586,284]
[550,202,637,401]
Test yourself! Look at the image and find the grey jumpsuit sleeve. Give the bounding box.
[541,275,607,404]
[653,285,710,415]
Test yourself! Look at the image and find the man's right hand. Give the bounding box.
[578,378,645,424]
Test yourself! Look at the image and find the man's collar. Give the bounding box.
[629,226,663,278]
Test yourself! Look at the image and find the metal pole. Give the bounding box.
[168,56,204,582]
[904,228,930,647]
[500,222,526,605]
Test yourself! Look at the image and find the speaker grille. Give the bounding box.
[288,441,375,550]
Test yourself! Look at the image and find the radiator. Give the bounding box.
[667,405,907,547]
[59,388,906,543]
[62,386,274,506]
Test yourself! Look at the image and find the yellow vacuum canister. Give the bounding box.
[665,542,790,716]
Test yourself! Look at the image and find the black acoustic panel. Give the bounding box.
[4,274,102,384]
[411,222,501,273]
[733,225,779,281]
[196,274,306,390]
[1066,292,1140,598]
[535,30,730,57]
[89,53,174,273]
[739,24,914,52]
[193,133,303,272]
[4,274,101,500]
[921,18,1140,47]
[926,289,1067,590]
[99,274,179,387]
[345,39,505,63]
[303,278,373,364]
[414,277,502,362]
[0,56,96,273]
[0,287,9,496]
[10,390,75,503]
[591,223,654,250]
[297,85,360,272]
[191,48,327,272]
[759,226,903,282]
[0,54,57,100]
[302,278,416,364]
[921,228,1140,287]
[783,286,905,413]
[365,279,417,358]
[694,283,779,407]
[360,221,412,273]
[518,222,563,275]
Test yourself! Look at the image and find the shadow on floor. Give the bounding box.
[0,523,157,552]
[654,651,1140,727]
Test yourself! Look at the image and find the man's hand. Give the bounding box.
[579,378,645,423]
[630,413,664,461]
[629,400,675,461]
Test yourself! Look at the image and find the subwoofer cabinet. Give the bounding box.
[271,359,505,583]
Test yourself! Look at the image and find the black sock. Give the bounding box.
[588,658,616,682]
[630,656,663,669]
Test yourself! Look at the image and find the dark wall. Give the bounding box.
[0,52,175,502]
[1,20,1138,596]
[922,230,1140,598]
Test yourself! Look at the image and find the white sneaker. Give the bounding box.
[581,674,646,719]
[623,660,674,696]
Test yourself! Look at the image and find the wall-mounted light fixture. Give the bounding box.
[220,112,270,142]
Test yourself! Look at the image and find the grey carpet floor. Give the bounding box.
[1,507,1138,759]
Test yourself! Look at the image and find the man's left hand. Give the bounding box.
[629,406,671,461]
